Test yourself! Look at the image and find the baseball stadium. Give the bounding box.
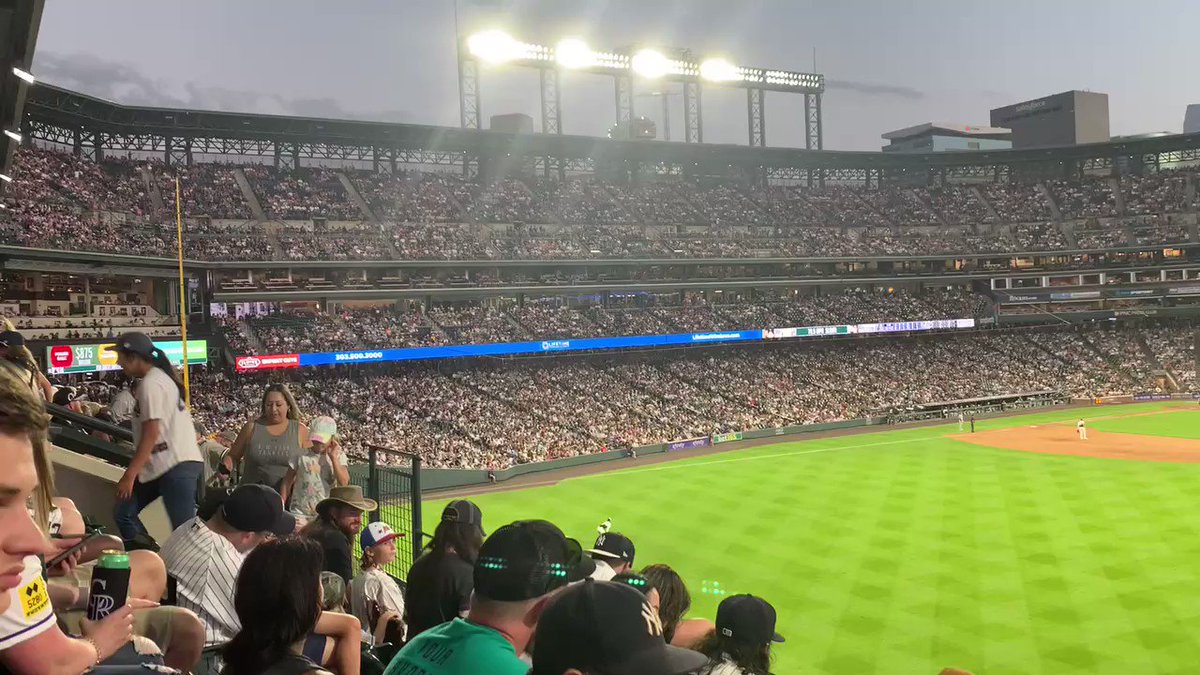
[1,1,1199,674]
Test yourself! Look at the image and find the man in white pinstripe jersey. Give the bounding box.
[159,484,296,646]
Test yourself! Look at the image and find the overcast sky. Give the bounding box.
[31,0,1200,151]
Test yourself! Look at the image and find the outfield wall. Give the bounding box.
[415,418,873,492]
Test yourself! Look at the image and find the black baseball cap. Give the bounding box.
[716,594,785,645]
[586,531,636,565]
[0,331,24,348]
[474,520,595,602]
[112,332,161,360]
[531,580,708,675]
[220,484,295,537]
[441,500,484,534]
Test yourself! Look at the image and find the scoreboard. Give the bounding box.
[45,340,208,375]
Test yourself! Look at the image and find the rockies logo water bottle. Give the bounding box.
[86,550,130,621]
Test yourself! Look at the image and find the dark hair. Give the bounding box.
[126,347,187,403]
[424,519,483,566]
[220,537,324,675]
[641,564,690,643]
[692,629,773,675]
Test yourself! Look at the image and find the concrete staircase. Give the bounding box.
[236,319,267,354]
[1037,182,1063,221]
[1059,222,1079,249]
[141,166,165,216]
[337,172,379,223]
[260,222,287,260]
[1108,176,1127,215]
[233,168,268,221]
[971,186,1001,222]
[909,189,948,226]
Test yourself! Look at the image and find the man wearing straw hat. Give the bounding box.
[300,485,378,588]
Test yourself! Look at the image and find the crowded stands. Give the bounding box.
[3,146,1196,262]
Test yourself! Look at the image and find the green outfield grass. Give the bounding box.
[413,403,1200,674]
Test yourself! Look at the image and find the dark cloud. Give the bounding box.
[825,79,925,100]
[35,52,413,122]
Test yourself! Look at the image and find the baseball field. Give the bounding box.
[423,402,1200,674]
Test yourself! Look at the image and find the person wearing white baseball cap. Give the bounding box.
[282,415,350,527]
[350,521,408,645]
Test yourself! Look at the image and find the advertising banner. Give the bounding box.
[235,353,300,372]
[46,340,207,375]
[857,319,974,334]
[666,436,711,452]
[1133,393,1173,402]
[711,432,744,444]
[238,330,764,371]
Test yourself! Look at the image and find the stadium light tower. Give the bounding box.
[456,30,825,163]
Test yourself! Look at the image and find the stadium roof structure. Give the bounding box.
[881,122,1011,142]
[0,0,44,186]
[19,83,1200,184]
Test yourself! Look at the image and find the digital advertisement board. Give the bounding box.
[234,317,980,373]
[46,340,208,375]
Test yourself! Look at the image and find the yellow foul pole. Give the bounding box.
[175,177,191,409]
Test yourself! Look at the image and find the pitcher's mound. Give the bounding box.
[953,426,1200,463]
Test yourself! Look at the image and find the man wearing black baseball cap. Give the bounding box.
[586,531,636,581]
[159,484,295,645]
[387,520,594,675]
[691,594,785,675]
[531,579,708,675]
[403,499,486,639]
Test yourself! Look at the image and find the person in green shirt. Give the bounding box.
[384,519,595,675]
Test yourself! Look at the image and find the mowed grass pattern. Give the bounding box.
[411,404,1200,674]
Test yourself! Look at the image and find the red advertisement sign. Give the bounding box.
[49,345,74,369]
[235,353,299,372]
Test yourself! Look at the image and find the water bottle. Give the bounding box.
[86,550,130,621]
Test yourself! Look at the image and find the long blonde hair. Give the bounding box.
[0,318,40,383]
[0,362,53,530]
[260,383,302,421]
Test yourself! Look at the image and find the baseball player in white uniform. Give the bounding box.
[957,412,965,431]
[1077,418,1087,440]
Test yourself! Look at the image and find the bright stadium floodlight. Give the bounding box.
[11,67,34,85]
[467,29,525,64]
[3,130,20,143]
[555,38,595,69]
[699,57,741,83]
[631,49,670,79]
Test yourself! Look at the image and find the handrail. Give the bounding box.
[46,404,133,467]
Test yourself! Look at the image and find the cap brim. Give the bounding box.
[630,644,710,675]
[310,434,331,445]
[571,554,597,582]
[375,533,405,546]
[772,632,786,643]
[585,548,623,560]
[272,512,297,537]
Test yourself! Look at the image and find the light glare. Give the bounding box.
[0,174,11,183]
[700,58,741,82]
[631,49,670,79]
[555,38,595,69]
[466,30,523,64]
[11,67,34,85]
[2,130,20,143]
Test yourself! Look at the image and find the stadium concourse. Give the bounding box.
[1,145,1198,262]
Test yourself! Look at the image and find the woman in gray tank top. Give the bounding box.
[225,383,310,503]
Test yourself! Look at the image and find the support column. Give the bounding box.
[683,80,702,143]
[748,88,765,147]
[614,74,634,137]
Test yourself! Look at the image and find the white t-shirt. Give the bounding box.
[109,388,136,424]
[590,558,617,582]
[350,567,406,640]
[1077,420,1085,428]
[0,556,54,650]
[159,517,245,645]
[134,367,202,482]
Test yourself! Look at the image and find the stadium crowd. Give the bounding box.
[2,146,1196,262]
[186,324,1196,470]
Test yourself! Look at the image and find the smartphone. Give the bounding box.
[46,531,103,568]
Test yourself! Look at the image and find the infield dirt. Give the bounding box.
[954,411,1200,463]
